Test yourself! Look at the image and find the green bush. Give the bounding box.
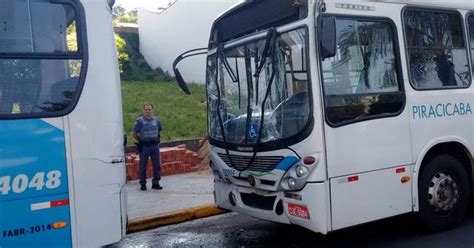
[115,34,128,73]
[117,32,173,82]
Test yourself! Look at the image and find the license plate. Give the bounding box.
[288,203,310,220]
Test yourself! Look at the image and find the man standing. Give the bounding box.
[133,102,163,191]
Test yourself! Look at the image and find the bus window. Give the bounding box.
[321,18,403,126]
[469,14,474,71]
[0,1,78,53]
[0,0,83,116]
[404,9,471,89]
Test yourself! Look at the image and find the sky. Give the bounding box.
[115,0,172,11]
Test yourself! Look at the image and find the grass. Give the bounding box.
[122,80,207,144]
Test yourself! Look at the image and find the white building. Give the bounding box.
[138,0,238,84]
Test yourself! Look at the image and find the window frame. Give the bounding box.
[319,14,406,128]
[467,11,474,74]
[0,0,88,120]
[401,7,472,91]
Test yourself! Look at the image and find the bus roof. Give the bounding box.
[218,0,474,22]
[367,0,474,10]
[212,0,474,44]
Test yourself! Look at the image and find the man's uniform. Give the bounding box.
[134,116,163,188]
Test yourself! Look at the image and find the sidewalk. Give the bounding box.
[126,170,226,232]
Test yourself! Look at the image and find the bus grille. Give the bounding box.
[218,153,283,172]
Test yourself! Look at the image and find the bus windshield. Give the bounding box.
[207,28,310,146]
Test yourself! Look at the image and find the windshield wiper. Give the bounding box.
[254,28,277,79]
[238,28,278,174]
[218,45,240,83]
[254,28,277,103]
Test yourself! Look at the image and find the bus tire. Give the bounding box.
[418,155,470,231]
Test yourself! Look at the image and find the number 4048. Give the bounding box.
[0,171,61,195]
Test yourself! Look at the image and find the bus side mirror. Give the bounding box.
[108,0,115,9]
[320,16,336,59]
[172,48,208,95]
[173,67,191,95]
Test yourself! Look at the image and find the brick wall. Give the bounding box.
[125,139,201,154]
[125,144,203,181]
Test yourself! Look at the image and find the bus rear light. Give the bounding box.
[52,222,68,229]
[303,156,316,165]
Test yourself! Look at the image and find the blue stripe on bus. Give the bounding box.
[275,156,299,171]
[0,119,71,247]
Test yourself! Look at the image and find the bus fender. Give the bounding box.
[411,136,472,212]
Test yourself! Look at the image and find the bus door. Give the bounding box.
[319,15,413,230]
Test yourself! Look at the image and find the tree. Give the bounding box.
[115,34,129,73]
[404,11,470,87]
[128,9,138,17]
[336,21,398,91]
[112,4,138,24]
[117,15,138,23]
[112,5,126,18]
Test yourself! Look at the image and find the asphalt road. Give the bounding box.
[111,208,474,248]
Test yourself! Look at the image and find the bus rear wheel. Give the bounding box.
[418,155,470,231]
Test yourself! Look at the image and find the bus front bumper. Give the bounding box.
[214,180,330,234]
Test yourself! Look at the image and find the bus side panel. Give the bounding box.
[408,91,474,170]
[0,194,71,247]
[67,1,126,246]
[330,165,413,230]
[0,119,72,247]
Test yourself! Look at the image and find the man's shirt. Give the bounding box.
[133,116,163,144]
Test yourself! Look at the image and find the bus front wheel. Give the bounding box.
[418,155,470,231]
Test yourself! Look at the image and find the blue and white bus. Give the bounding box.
[175,0,474,235]
[0,0,126,247]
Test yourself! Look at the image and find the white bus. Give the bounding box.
[174,0,474,234]
[0,0,126,246]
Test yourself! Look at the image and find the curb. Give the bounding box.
[127,204,228,233]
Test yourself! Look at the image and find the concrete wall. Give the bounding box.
[138,0,238,84]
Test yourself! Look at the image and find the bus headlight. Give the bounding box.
[279,155,318,191]
[288,177,297,188]
[295,165,307,177]
[281,174,303,191]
